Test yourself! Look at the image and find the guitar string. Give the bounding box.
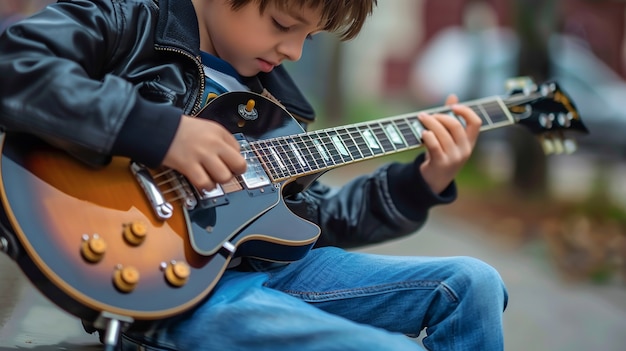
[255,92,540,178]
[255,121,448,178]
[255,124,411,178]
[150,168,200,204]
[147,97,530,206]
[227,99,505,183]
[133,98,528,207]
[153,100,506,190]
[282,96,536,177]
[250,100,505,178]
[251,115,428,172]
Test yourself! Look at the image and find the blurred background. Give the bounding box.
[288,0,626,287]
[1,0,626,350]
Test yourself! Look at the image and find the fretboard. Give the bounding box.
[251,95,527,181]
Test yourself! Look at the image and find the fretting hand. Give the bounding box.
[417,94,482,194]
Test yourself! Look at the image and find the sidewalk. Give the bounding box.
[1,211,626,350]
[359,210,626,351]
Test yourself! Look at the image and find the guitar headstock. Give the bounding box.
[504,77,589,155]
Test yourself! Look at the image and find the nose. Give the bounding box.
[277,37,304,62]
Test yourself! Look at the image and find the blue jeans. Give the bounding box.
[121,247,508,351]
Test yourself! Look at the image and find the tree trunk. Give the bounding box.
[508,0,558,198]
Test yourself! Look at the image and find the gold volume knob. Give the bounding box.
[165,261,191,287]
[81,235,106,263]
[113,266,140,293]
[123,221,147,246]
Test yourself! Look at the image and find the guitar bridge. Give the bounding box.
[130,162,174,220]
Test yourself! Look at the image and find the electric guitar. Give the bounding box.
[0,79,587,332]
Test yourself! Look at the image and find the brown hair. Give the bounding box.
[227,0,377,40]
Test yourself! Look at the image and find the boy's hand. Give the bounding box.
[418,94,482,194]
[162,116,247,191]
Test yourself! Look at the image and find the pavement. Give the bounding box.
[359,211,626,351]
[1,209,626,350]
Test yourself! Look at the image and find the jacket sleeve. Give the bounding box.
[285,153,457,248]
[0,0,180,167]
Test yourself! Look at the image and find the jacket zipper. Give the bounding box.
[154,45,206,116]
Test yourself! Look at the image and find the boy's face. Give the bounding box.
[199,0,323,77]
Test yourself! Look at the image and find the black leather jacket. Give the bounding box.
[0,0,456,248]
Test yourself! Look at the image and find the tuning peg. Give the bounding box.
[563,138,578,154]
[505,76,536,93]
[540,81,558,96]
[541,136,555,155]
[539,113,555,130]
[557,112,573,128]
[552,138,565,154]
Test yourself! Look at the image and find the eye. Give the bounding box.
[272,18,290,32]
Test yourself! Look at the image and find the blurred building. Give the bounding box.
[337,0,626,101]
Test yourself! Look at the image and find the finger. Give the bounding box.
[202,156,237,186]
[223,131,242,151]
[420,129,445,160]
[221,144,248,176]
[419,113,455,152]
[184,164,216,192]
[451,104,482,141]
[205,120,242,150]
[433,113,474,154]
[444,94,459,106]
[217,129,247,175]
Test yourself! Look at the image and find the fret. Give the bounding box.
[287,138,312,174]
[407,116,426,141]
[274,137,306,175]
[473,104,493,126]
[315,130,346,166]
[268,140,291,179]
[252,140,286,180]
[394,119,419,148]
[261,139,294,178]
[348,127,374,158]
[469,97,513,126]
[358,125,385,156]
[484,100,509,124]
[427,98,513,132]
[297,134,325,171]
[324,129,354,163]
[309,134,333,167]
[380,121,408,149]
[336,127,364,160]
[369,122,397,153]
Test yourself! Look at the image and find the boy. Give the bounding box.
[0,0,508,350]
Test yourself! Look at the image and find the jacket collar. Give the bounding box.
[154,0,201,56]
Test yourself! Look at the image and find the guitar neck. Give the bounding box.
[251,94,537,181]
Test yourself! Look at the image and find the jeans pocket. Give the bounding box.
[121,333,178,351]
[243,258,289,278]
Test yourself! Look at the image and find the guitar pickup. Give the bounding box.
[195,184,229,208]
[199,185,225,198]
[237,134,271,189]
